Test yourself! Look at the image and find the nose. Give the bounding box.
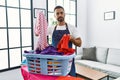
[58,13,62,17]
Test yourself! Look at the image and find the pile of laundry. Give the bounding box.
[24,34,75,55]
[24,46,63,55]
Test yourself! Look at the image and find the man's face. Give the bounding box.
[54,8,65,22]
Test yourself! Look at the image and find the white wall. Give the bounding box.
[76,0,87,54]
[87,0,120,48]
[33,0,46,8]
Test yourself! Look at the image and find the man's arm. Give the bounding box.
[70,36,82,47]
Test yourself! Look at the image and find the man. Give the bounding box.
[48,6,82,76]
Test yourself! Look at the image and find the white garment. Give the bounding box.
[48,24,80,39]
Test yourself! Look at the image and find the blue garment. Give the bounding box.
[21,59,27,65]
[52,23,76,77]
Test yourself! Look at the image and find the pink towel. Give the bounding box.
[21,66,83,80]
[34,11,48,50]
[21,66,58,80]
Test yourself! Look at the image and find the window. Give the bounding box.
[47,0,77,48]
[47,0,77,26]
[0,0,33,71]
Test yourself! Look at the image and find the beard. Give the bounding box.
[57,17,64,22]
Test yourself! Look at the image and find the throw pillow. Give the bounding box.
[81,47,97,61]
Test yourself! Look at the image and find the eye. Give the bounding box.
[56,13,59,15]
[60,12,63,14]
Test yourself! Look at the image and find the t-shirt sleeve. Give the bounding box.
[68,24,80,38]
[73,27,80,38]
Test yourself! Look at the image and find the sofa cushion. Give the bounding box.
[96,47,108,63]
[107,48,120,66]
[81,47,96,61]
[75,60,120,78]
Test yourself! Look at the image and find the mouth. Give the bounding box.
[58,17,63,19]
[58,17,64,22]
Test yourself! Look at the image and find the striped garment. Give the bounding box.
[34,11,48,50]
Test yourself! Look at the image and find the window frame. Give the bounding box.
[0,0,33,72]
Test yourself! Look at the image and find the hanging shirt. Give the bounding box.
[34,11,48,50]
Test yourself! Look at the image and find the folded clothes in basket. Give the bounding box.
[24,46,63,55]
[40,46,63,55]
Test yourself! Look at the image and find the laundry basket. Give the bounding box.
[23,53,75,76]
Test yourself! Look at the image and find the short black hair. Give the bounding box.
[54,6,64,11]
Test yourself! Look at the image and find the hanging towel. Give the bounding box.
[57,34,75,55]
[34,11,48,50]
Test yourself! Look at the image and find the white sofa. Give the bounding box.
[75,47,120,79]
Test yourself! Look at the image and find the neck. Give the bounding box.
[57,21,66,26]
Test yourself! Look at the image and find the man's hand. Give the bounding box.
[69,34,82,47]
[35,33,39,36]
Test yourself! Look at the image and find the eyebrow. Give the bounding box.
[56,12,63,14]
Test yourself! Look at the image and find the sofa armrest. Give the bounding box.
[114,77,120,80]
[75,54,82,60]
